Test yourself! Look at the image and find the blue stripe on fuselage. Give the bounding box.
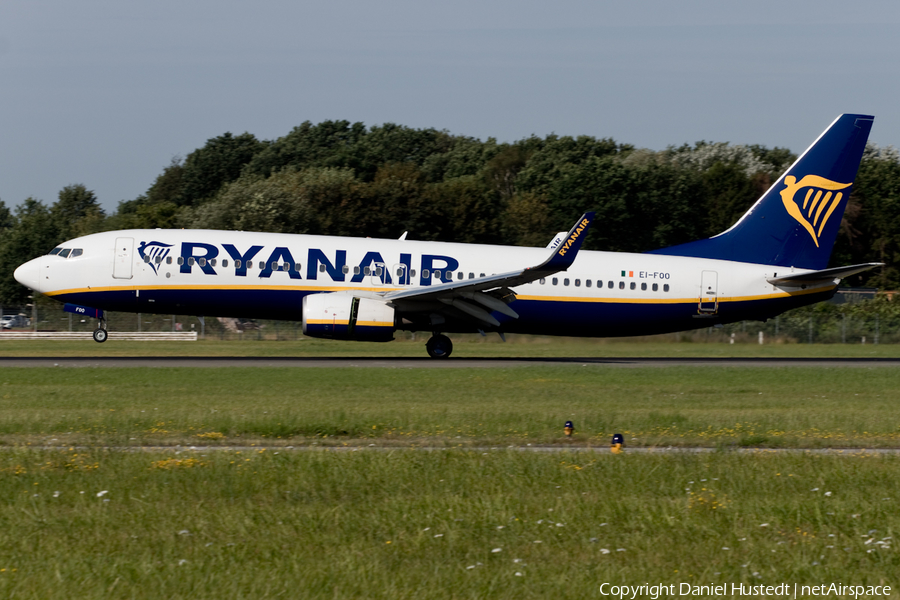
[52,286,834,338]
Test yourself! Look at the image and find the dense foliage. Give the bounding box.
[2,121,898,306]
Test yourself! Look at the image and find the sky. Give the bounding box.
[2,0,899,213]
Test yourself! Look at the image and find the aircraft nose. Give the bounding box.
[13,257,42,293]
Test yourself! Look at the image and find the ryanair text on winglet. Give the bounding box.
[557,218,591,257]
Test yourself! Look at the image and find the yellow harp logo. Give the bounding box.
[779,175,851,247]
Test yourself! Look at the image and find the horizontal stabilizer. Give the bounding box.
[767,263,883,286]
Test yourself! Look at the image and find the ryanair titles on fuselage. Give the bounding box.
[144,240,462,286]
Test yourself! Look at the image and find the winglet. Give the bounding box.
[532,212,594,273]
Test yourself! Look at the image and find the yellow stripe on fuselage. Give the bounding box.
[45,282,834,306]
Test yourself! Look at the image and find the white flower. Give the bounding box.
[824,491,832,497]
[52,491,61,498]
[600,549,610,554]
[811,488,819,491]
[492,548,502,553]
[616,548,626,552]
[96,490,108,497]
[466,565,476,570]
[515,572,523,577]
[760,523,769,527]
[178,530,191,536]
[434,534,443,538]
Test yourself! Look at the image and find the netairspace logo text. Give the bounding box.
[599,582,892,599]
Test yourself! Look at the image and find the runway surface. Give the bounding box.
[3,356,900,368]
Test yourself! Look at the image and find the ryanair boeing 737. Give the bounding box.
[14,114,880,357]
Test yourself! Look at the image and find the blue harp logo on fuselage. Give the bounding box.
[779,175,851,247]
[137,241,173,275]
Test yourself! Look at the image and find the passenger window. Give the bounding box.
[396,268,403,277]
[166,257,173,265]
[457,272,463,280]
[222,259,229,267]
[210,259,216,267]
[410,269,416,277]
[552,278,558,286]
[71,249,83,257]
[143,255,151,263]
[199,258,207,267]
[422,269,430,279]
[469,273,475,279]
[59,249,71,258]
[188,257,195,266]
[319,264,326,273]
[618,281,624,290]
[575,279,581,287]
[664,284,670,292]
[246,261,252,270]
[376,267,383,276]
[652,283,658,291]
[177,257,184,266]
[630,282,636,290]
[154,256,162,264]
[480,273,485,278]
[585,280,591,288]
[641,283,647,291]
[353,266,360,275]
[434,270,441,279]
[607,281,612,289]
[364,266,371,276]
[342,265,350,274]
[540,278,546,285]
[259,261,265,270]
[234,259,241,268]
[564,278,570,286]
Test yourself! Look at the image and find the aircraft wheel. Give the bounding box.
[92,328,108,343]
[426,334,452,359]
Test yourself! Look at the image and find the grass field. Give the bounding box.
[0,365,899,449]
[2,343,899,597]
[1,449,897,599]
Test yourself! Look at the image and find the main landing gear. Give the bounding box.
[426,334,452,359]
[93,318,108,343]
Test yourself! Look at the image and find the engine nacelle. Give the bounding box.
[301,292,395,342]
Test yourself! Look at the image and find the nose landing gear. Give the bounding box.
[425,334,452,359]
[93,317,108,343]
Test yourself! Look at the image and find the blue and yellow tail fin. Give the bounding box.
[651,114,874,269]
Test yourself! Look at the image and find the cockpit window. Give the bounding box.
[49,248,62,255]
[71,249,83,257]
[58,249,72,258]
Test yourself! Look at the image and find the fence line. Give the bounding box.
[0,332,198,341]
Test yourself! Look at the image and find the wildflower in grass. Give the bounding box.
[600,549,610,554]
[196,432,225,440]
[492,548,502,553]
[96,490,108,497]
[515,572,523,577]
[824,491,832,496]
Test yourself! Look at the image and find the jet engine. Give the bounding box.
[301,292,395,342]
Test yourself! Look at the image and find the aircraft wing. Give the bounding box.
[382,212,594,327]
[767,263,883,286]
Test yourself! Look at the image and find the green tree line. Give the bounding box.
[2,121,899,306]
